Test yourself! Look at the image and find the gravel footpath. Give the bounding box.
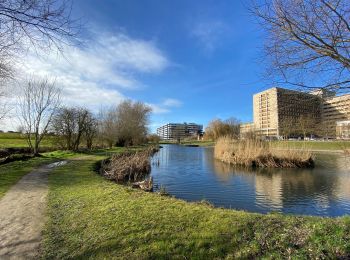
[0,161,66,259]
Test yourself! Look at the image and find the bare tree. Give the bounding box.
[98,101,152,147]
[0,90,9,121]
[85,113,98,150]
[18,77,60,155]
[52,107,97,150]
[279,116,298,139]
[0,0,79,79]
[0,0,78,123]
[114,100,152,146]
[147,134,160,144]
[251,0,350,93]
[205,117,241,140]
[51,107,74,149]
[297,114,317,139]
[98,106,118,148]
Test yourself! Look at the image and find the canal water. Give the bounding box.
[150,144,350,216]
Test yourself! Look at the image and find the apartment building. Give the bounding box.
[322,95,350,138]
[252,87,321,138]
[157,123,203,140]
[336,121,350,139]
[246,87,350,139]
[240,122,255,138]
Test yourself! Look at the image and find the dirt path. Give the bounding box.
[0,161,66,259]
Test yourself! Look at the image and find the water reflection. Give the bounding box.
[151,145,350,216]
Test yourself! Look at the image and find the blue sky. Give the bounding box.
[5,0,269,132]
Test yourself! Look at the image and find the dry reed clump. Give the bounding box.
[214,136,314,168]
[100,147,158,182]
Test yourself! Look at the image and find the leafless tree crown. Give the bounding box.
[205,117,241,140]
[251,0,350,93]
[99,101,152,147]
[18,76,61,154]
[0,0,79,79]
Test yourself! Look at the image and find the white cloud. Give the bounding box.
[0,29,171,131]
[147,103,170,114]
[15,29,170,110]
[147,98,183,115]
[191,20,229,53]
[162,98,182,107]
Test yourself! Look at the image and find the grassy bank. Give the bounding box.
[271,140,350,151]
[42,155,350,259]
[181,140,215,147]
[0,147,141,199]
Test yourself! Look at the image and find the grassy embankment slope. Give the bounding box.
[0,132,56,148]
[42,154,350,259]
[271,140,350,151]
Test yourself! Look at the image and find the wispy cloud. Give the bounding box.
[147,103,170,114]
[162,98,182,107]
[147,98,183,114]
[14,29,170,111]
[191,20,229,53]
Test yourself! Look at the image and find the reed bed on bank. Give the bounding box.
[100,147,158,182]
[214,137,314,168]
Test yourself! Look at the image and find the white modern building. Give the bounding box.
[157,123,203,140]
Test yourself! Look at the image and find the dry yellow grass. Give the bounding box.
[214,136,314,168]
[100,146,158,182]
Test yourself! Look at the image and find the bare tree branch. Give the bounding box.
[251,0,350,93]
[17,76,61,155]
[0,0,80,80]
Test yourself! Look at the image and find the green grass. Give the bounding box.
[271,140,350,151]
[0,150,85,198]
[181,140,215,147]
[0,148,131,199]
[43,155,350,259]
[0,132,57,148]
[0,156,58,198]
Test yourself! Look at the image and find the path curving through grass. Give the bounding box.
[0,161,67,259]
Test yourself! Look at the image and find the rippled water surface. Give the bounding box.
[151,144,350,216]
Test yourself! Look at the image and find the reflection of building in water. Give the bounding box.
[254,173,283,209]
[253,159,343,211]
[335,177,350,200]
[203,147,256,184]
[333,154,350,200]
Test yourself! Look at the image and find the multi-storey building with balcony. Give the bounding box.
[157,123,203,140]
[243,87,350,139]
[322,94,350,138]
[252,87,321,138]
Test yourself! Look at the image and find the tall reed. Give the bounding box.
[214,136,314,168]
